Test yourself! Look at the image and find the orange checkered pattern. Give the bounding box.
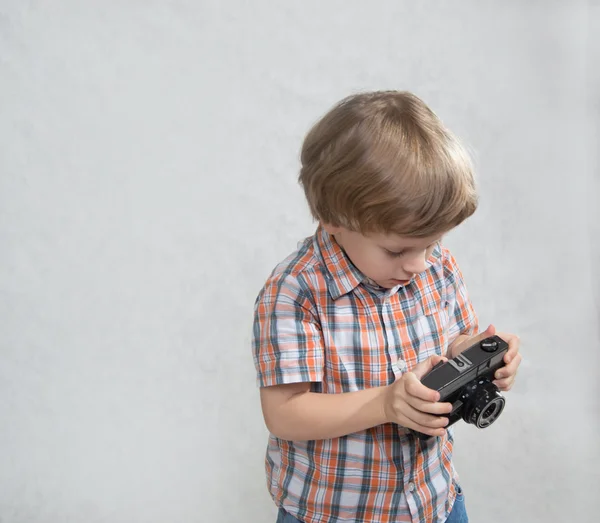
[252,226,478,522]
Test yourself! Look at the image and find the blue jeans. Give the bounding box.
[276,484,468,523]
[445,483,468,523]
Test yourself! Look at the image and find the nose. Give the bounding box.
[401,251,428,275]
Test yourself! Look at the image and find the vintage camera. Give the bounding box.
[418,335,509,434]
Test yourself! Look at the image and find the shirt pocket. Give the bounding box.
[388,290,450,376]
[412,292,450,364]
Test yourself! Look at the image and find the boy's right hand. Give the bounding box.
[382,355,453,437]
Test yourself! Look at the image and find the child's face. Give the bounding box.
[323,224,444,289]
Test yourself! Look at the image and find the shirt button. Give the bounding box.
[396,359,407,372]
[408,482,415,492]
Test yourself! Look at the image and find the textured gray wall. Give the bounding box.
[0,1,597,522]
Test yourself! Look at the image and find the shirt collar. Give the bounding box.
[313,225,366,300]
[312,225,440,300]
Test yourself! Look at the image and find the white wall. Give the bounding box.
[0,1,597,522]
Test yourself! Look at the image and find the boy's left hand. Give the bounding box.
[450,324,521,391]
[492,328,521,391]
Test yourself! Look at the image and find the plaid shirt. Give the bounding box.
[252,226,478,523]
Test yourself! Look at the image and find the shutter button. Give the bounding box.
[481,339,499,352]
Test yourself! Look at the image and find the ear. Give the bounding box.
[322,222,343,235]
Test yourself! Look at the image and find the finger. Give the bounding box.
[481,324,496,338]
[402,403,450,429]
[493,377,515,391]
[452,324,497,356]
[404,373,441,402]
[505,345,519,363]
[494,368,517,389]
[470,324,496,345]
[411,355,448,381]
[498,333,520,363]
[407,396,453,416]
[498,353,522,378]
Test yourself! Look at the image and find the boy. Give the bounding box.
[251,91,521,523]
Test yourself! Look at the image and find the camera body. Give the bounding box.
[419,335,509,433]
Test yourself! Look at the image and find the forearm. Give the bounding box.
[265,386,390,441]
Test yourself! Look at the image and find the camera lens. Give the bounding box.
[477,397,504,427]
[482,404,497,419]
[462,381,506,429]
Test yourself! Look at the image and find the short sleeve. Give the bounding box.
[252,274,324,388]
[443,250,479,344]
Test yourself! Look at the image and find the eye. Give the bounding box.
[384,249,406,258]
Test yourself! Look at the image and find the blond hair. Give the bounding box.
[298,91,478,237]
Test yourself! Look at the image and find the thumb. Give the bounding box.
[470,324,496,344]
[456,324,496,353]
[412,354,448,380]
